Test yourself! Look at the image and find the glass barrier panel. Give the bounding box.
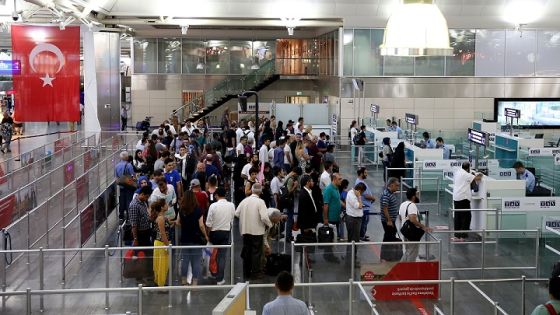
[4,252,40,292]
[63,216,80,250]
[482,230,538,278]
[0,294,28,315]
[89,165,101,200]
[62,182,77,218]
[28,203,48,248]
[76,174,89,211]
[35,174,51,207]
[62,147,72,162]
[47,190,64,231]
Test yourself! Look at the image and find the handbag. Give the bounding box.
[400,203,425,242]
[117,163,137,189]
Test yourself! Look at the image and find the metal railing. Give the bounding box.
[0,131,80,177]
[0,276,546,315]
[0,134,94,197]
[432,229,541,279]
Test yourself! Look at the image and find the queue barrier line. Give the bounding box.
[1,276,546,315]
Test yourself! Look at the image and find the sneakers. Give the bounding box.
[216,279,226,285]
[451,237,465,242]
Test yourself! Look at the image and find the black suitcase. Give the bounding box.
[265,253,292,276]
[380,228,403,262]
[317,225,335,243]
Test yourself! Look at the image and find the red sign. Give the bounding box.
[0,195,16,229]
[372,262,439,300]
[11,25,80,122]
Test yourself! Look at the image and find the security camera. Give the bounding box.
[12,11,19,22]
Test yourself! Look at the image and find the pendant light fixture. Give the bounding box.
[380,0,452,57]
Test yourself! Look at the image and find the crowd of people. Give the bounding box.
[115,114,438,289]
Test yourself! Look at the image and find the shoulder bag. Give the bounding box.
[400,203,425,242]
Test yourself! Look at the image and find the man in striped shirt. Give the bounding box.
[380,177,401,261]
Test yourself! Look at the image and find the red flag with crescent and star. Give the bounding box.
[11,25,80,122]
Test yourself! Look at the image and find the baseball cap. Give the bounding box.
[190,179,200,188]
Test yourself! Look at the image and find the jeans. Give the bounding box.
[118,185,135,219]
[453,199,471,238]
[360,209,370,239]
[181,244,202,281]
[209,230,230,282]
[241,234,264,280]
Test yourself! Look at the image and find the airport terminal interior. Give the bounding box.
[2,0,560,314]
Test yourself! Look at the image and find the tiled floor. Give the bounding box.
[0,140,551,314]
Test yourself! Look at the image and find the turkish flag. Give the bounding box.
[11,25,80,122]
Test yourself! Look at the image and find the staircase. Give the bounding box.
[173,59,279,124]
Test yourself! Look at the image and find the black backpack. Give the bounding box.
[278,176,295,208]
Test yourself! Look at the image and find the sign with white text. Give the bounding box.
[528,148,560,157]
[502,197,560,211]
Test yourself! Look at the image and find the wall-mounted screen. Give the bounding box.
[494,98,560,128]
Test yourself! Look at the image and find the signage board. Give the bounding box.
[528,148,560,157]
[0,60,21,75]
[405,113,417,125]
[467,128,488,146]
[504,107,521,119]
[488,168,516,179]
[502,197,560,211]
[370,104,380,113]
[422,159,496,171]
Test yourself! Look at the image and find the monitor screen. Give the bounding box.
[494,98,560,128]
[405,113,417,125]
[467,128,488,146]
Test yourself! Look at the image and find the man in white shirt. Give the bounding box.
[452,162,482,241]
[181,121,195,136]
[345,182,365,243]
[283,136,293,173]
[236,136,248,157]
[236,123,245,145]
[319,161,333,190]
[235,183,272,280]
[241,154,259,180]
[259,138,270,165]
[399,187,431,262]
[270,167,285,208]
[206,187,235,284]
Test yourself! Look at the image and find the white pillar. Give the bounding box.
[81,26,102,137]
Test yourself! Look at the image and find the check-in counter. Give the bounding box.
[494,133,544,167]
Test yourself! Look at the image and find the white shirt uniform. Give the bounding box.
[345,189,363,218]
[206,199,236,232]
[270,176,284,196]
[452,168,476,201]
[259,145,269,164]
[319,170,331,190]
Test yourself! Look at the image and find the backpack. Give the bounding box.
[278,176,295,208]
[353,132,366,145]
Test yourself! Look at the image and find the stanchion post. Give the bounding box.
[348,279,354,315]
[535,228,541,278]
[137,284,143,315]
[61,227,66,285]
[230,235,235,285]
[521,275,526,315]
[168,244,173,308]
[26,288,31,315]
[481,230,486,279]
[39,247,44,312]
[450,277,455,315]
[105,245,110,310]
[291,241,295,274]
[351,241,355,278]
[1,231,6,309]
[438,239,442,287]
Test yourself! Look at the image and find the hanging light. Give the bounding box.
[380,0,452,57]
[503,0,546,27]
